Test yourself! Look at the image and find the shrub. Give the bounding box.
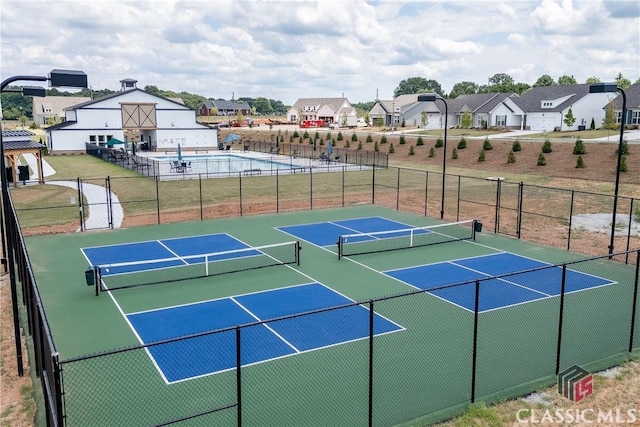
[482,137,493,151]
[374,141,379,152]
[399,135,406,145]
[507,150,516,163]
[452,148,458,159]
[573,138,586,155]
[435,137,443,148]
[315,131,320,140]
[428,147,435,158]
[344,140,350,148]
[512,139,522,152]
[351,133,358,141]
[389,143,395,154]
[620,155,628,172]
[409,145,415,155]
[380,135,388,144]
[293,130,299,138]
[542,139,552,153]
[337,132,343,141]
[303,131,309,139]
[366,134,373,143]
[326,132,331,140]
[576,155,585,168]
[478,149,485,162]
[357,142,363,150]
[615,139,629,155]
[633,205,640,223]
[416,136,424,146]
[457,137,467,149]
[590,118,595,130]
[319,139,324,146]
[537,153,546,166]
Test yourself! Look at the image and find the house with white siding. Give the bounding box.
[286,98,357,127]
[46,79,217,153]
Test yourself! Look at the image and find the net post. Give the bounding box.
[337,236,343,260]
[205,254,209,276]
[409,229,414,248]
[295,241,301,266]
[94,266,100,296]
[472,220,477,241]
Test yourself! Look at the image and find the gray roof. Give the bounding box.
[66,88,188,110]
[292,98,349,112]
[206,99,251,110]
[32,96,91,116]
[511,84,591,113]
[2,140,45,150]
[446,93,512,114]
[2,130,34,138]
[611,83,640,110]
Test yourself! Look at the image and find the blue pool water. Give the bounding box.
[155,154,300,175]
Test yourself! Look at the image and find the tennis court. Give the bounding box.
[24,205,640,426]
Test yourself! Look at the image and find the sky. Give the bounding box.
[1,0,639,106]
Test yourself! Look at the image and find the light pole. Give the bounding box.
[418,94,448,219]
[1,69,87,376]
[589,83,627,256]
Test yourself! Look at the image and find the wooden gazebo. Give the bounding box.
[1,130,45,187]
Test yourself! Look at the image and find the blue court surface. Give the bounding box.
[385,252,615,312]
[82,233,260,274]
[278,216,421,246]
[126,283,403,383]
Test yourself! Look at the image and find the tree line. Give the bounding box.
[394,72,638,98]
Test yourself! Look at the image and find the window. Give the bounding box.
[89,135,96,142]
[630,111,639,125]
[98,135,105,142]
[616,112,622,123]
[496,115,507,126]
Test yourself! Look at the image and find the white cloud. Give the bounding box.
[1,0,638,104]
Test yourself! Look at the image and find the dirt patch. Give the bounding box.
[1,274,35,427]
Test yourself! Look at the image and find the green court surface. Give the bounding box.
[25,205,640,426]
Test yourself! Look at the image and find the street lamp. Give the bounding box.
[418,94,448,219]
[1,69,87,376]
[589,83,627,256]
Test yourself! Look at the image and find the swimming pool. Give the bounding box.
[145,152,326,178]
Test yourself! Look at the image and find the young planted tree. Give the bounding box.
[366,134,373,143]
[357,142,363,150]
[542,139,552,153]
[537,153,546,166]
[457,137,467,149]
[351,133,358,141]
[620,155,628,172]
[428,147,435,158]
[435,137,443,148]
[482,137,493,151]
[374,141,379,152]
[389,143,395,153]
[576,155,585,168]
[603,104,616,129]
[399,135,406,145]
[460,111,472,129]
[563,108,576,128]
[512,139,522,152]
[478,149,486,162]
[590,117,596,130]
[507,150,516,163]
[451,148,458,159]
[380,135,388,144]
[409,145,415,155]
[573,138,586,155]
[416,136,424,146]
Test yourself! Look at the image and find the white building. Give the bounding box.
[46,79,217,153]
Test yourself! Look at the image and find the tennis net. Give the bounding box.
[95,240,300,292]
[337,219,478,259]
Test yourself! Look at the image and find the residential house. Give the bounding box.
[512,84,617,131]
[46,79,217,153]
[445,93,523,129]
[32,95,91,126]
[607,82,640,127]
[286,98,357,127]
[199,99,251,116]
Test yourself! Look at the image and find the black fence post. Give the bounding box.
[310,168,313,210]
[424,171,429,217]
[341,166,345,208]
[555,265,567,375]
[199,175,203,220]
[106,176,113,229]
[239,173,243,216]
[396,168,400,210]
[276,170,280,213]
[516,182,523,239]
[236,326,242,427]
[628,250,640,352]
[368,300,374,427]
[155,176,160,224]
[494,179,501,233]
[625,200,635,264]
[371,164,376,205]
[53,352,64,426]
[567,191,575,251]
[456,176,461,222]
[76,177,84,232]
[471,280,480,403]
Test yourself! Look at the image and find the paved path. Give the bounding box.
[22,154,123,230]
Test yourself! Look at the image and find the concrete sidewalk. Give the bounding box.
[21,154,124,230]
